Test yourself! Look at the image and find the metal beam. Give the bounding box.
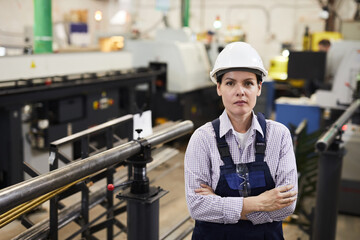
[0,120,193,214]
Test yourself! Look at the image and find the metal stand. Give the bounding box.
[313,99,360,240]
[116,132,168,240]
[312,141,345,240]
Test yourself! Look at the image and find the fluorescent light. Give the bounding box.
[0,47,6,56]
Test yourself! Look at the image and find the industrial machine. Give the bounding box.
[268,31,343,97]
[315,40,360,109]
[126,28,213,93]
[124,28,223,127]
[0,51,166,188]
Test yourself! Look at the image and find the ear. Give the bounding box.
[257,81,262,97]
[216,83,222,96]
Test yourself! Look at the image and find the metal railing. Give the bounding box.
[12,148,181,240]
[316,99,360,152]
[312,99,360,240]
[0,120,193,213]
[0,119,194,239]
[47,114,133,240]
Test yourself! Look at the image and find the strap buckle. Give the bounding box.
[255,142,266,154]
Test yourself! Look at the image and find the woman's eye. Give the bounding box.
[225,81,233,86]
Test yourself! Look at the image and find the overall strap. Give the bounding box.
[211,118,234,166]
[255,112,267,162]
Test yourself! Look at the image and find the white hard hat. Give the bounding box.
[210,42,268,84]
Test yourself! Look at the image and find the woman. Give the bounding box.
[184,42,298,240]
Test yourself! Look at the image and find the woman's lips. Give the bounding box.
[234,100,247,105]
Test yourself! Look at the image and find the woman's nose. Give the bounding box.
[236,85,245,96]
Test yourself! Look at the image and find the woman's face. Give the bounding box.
[217,71,262,118]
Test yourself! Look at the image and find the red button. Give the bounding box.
[107,184,114,191]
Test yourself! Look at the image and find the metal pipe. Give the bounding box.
[13,146,179,239]
[293,119,308,152]
[51,114,133,147]
[161,215,191,240]
[316,99,360,152]
[173,225,194,240]
[0,120,193,214]
[1,183,72,228]
[0,175,90,227]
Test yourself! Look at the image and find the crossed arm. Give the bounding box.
[195,183,297,220]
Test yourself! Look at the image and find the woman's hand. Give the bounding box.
[255,185,297,212]
[195,184,216,196]
[242,184,297,217]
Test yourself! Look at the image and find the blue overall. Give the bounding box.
[192,113,284,240]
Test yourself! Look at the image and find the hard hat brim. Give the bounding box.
[210,67,267,84]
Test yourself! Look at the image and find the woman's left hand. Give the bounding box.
[195,184,216,196]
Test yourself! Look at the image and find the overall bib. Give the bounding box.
[192,113,284,240]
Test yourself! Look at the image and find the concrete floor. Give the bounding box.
[1,140,360,240]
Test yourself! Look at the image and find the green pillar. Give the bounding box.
[181,0,190,27]
[34,0,53,53]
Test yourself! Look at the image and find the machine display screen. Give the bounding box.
[287,51,326,83]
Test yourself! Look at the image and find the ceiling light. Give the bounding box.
[95,11,103,22]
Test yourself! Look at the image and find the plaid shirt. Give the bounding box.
[184,110,298,224]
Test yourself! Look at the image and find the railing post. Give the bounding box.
[50,195,59,240]
[80,136,90,238]
[117,136,168,240]
[49,145,59,240]
[81,182,90,239]
[106,169,114,240]
[105,127,114,240]
[81,136,90,159]
[312,143,345,240]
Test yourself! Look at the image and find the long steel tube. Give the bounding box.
[12,146,180,239]
[316,99,360,152]
[0,120,193,214]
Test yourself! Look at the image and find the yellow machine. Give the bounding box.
[268,31,343,90]
[268,55,305,88]
[268,55,288,81]
[308,31,343,51]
